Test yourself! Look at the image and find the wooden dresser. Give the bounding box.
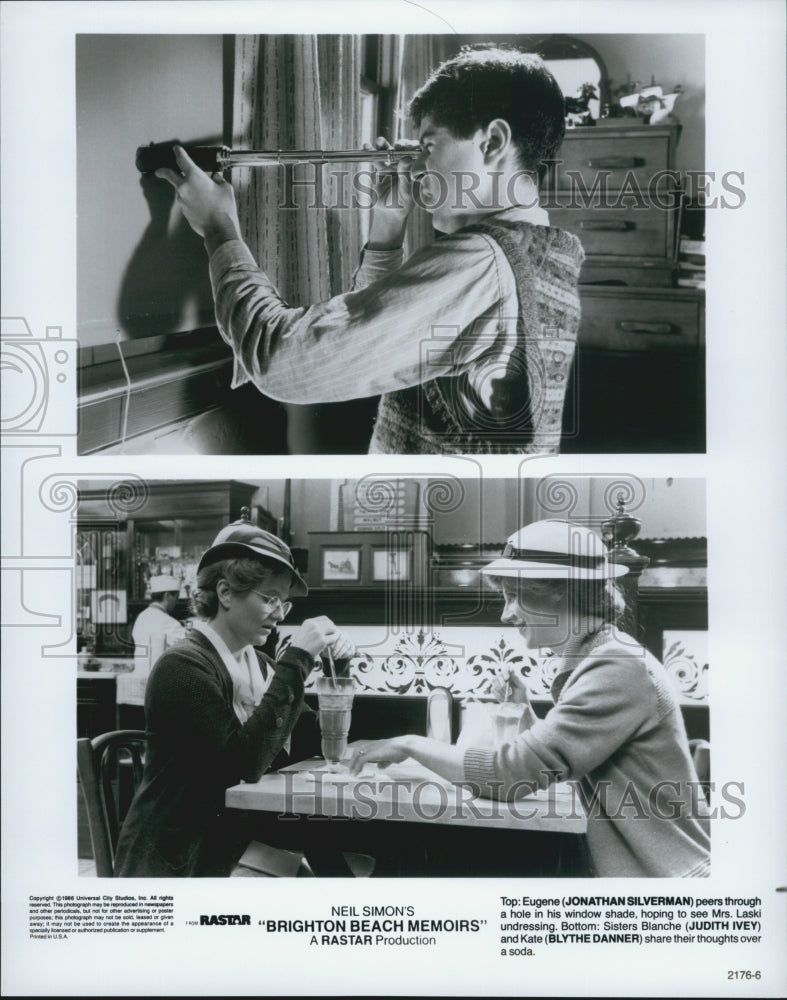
[549,123,705,453]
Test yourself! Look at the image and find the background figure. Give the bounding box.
[131,574,186,673]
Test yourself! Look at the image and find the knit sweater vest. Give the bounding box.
[368,219,584,454]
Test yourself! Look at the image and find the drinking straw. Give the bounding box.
[325,644,338,688]
[504,680,511,703]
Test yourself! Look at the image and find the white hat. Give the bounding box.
[149,575,181,594]
[481,519,629,580]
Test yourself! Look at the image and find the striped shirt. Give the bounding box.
[209,205,557,409]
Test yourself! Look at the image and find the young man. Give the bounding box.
[158,46,584,454]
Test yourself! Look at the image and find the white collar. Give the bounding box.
[192,620,264,723]
[192,618,248,663]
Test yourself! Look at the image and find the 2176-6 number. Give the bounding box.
[728,971,761,980]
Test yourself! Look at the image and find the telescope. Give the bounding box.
[135,141,420,175]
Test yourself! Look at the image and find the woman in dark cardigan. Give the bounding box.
[113,520,352,877]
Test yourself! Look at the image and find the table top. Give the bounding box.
[225,755,587,834]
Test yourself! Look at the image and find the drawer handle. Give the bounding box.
[617,321,678,335]
[581,220,634,232]
[587,156,643,169]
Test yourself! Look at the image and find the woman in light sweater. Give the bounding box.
[348,519,711,878]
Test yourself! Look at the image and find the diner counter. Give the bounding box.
[226,755,587,834]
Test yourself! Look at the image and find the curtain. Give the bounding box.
[232,34,363,305]
[392,34,438,259]
[231,34,436,452]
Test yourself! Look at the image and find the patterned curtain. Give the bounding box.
[392,34,438,259]
[232,34,363,304]
[231,34,435,451]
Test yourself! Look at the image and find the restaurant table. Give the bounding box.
[225,755,589,877]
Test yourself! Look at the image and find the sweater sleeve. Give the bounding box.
[350,245,405,290]
[145,643,314,787]
[463,655,658,798]
[208,233,505,403]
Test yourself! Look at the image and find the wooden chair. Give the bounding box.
[77,730,374,878]
[77,730,146,877]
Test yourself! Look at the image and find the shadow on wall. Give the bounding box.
[116,138,219,340]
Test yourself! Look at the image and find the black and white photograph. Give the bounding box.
[75,30,706,456]
[1,0,786,997]
[75,474,711,880]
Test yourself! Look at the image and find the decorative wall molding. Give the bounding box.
[277,624,710,704]
[662,630,709,702]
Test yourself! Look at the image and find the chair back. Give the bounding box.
[689,738,710,782]
[77,730,146,877]
[426,687,453,742]
[688,738,711,802]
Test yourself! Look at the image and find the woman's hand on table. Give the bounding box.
[349,735,466,784]
[347,737,411,776]
[490,664,532,705]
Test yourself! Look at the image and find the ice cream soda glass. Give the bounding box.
[316,676,356,771]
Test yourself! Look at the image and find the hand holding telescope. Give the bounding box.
[146,139,420,250]
[136,140,420,175]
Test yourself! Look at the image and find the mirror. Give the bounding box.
[518,35,608,124]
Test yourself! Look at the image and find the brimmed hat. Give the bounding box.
[197,521,308,596]
[481,519,628,580]
[149,575,181,594]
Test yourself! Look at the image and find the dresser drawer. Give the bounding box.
[578,261,677,287]
[578,289,703,353]
[553,127,678,193]
[550,203,674,259]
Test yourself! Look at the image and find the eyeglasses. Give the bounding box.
[251,591,292,616]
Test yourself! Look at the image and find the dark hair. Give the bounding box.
[408,45,565,181]
[192,557,291,619]
[487,574,627,627]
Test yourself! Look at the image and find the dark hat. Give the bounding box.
[197,521,307,596]
[481,519,629,580]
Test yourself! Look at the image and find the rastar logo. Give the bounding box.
[199,915,251,926]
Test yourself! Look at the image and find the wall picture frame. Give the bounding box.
[321,547,361,583]
[308,531,430,588]
[372,547,411,582]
